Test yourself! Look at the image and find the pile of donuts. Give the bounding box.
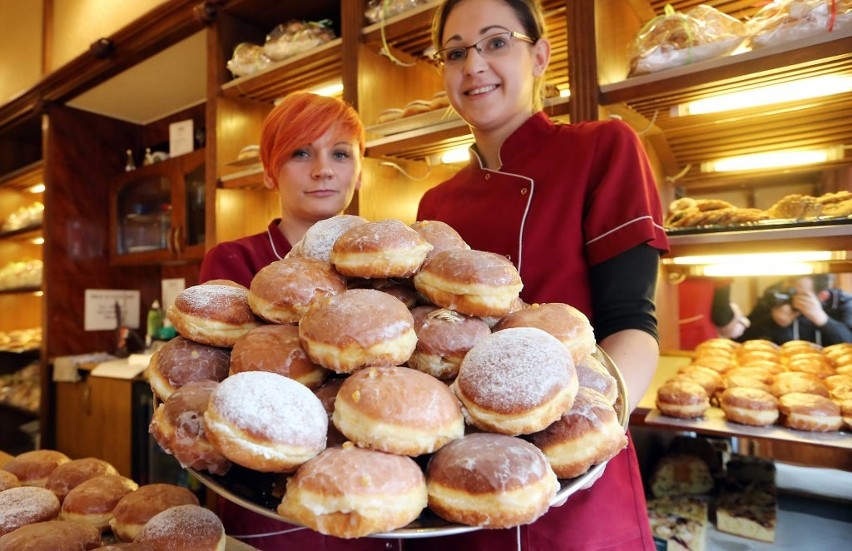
[0,449,225,550]
[154,215,627,539]
[657,338,852,433]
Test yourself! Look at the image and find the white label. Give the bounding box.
[161,278,186,312]
[84,289,141,331]
[169,119,194,157]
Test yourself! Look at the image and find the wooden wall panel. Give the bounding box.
[0,0,43,106]
[359,157,458,224]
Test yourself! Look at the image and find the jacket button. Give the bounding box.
[484,173,491,180]
[521,187,528,195]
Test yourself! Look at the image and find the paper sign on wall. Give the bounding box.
[169,119,194,157]
[84,289,141,331]
[161,278,185,311]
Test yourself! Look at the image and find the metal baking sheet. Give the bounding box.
[190,346,627,539]
[645,407,852,450]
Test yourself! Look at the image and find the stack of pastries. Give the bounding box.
[657,338,852,433]
[0,449,225,549]
[153,215,628,538]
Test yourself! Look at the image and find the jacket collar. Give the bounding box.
[468,112,555,171]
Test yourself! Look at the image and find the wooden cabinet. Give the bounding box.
[54,375,133,477]
[110,148,207,266]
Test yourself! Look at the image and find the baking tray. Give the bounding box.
[664,215,851,236]
[645,407,852,450]
[190,346,628,539]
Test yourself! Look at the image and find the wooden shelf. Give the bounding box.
[0,225,42,240]
[0,287,42,296]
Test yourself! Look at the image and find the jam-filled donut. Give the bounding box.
[675,365,724,398]
[770,371,829,398]
[655,380,709,419]
[288,214,367,262]
[147,336,230,402]
[407,306,491,380]
[229,324,328,389]
[59,474,138,532]
[724,367,774,386]
[452,327,578,435]
[364,278,419,309]
[0,486,61,536]
[134,504,225,551]
[277,444,427,539]
[410,220,469,260]
[719,387,779,426]
[149,380,232,476]
[825,374,852,401]
[332,366,464,456]
[299,289,417,374]
[45,458,118,503]
[575,354,618,404]
[2,449,70,487]
[0,470,19,492]
[313,377,348,448]
[414,248,523,317]
[109,484,199,542]
[0,519,101,550]
[204,371,328,472]
[166,284,262,347]
[778,392,842,432]
[426,433,559,529]
[330,219,433,279]
[529,387,627,479]
[494,303,595,365]
[248,257,346,324]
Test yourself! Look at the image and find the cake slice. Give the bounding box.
[650,455,715,497]
[647,495,708,551]
[715,481,777,543]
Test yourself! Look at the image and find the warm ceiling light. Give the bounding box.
[31,237,44,245]
[701,146,843,173]
[312,82,344,97]
[675,74,852,116]
[669,251,835,265]
[558,87,571,98]
[440,146,470,164]
[28,183,45,193]
[702,262,814,277]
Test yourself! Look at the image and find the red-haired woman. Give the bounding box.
[199,91,365,288]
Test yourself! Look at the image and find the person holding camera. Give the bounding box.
[739,274,852,346]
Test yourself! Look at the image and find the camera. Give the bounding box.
[765,288,796,307]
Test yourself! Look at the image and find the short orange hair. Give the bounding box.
[260,92,365,185]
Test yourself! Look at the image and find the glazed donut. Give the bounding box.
[655,380,709,419]
[135,504,225,551]
[494,303,595,365]
[149,380,232,475]
[722,374,771,395]
[44,458,118,503]
[719,387,779,427]
[740,339,780,353]
[277,444,427,539]
[313,378,348,447]
[332,366,464,456]
[724,367,774,386]
[166,284,262,347]
[59,474,138,532]
[689,355,735,374]
[675,365,724,398]
[451,327,578,435]
[770,371,829,398]
[204,371,328,472]
[694,338,739,355]
[147,336,231,402]
[426,433,559,529]
[2,449,70,487]
[840,399,852,430]
[824,343,852,362]
[229,324,328,389]
[288,214,367,262]
[410,220,469,260]
[413,248,523,317]
[778,392,842,432]
[370,278,419,308]
[0,486,60,536]
[407,306,491,380]
[576,354,618,404]
[109,484,199,542]
[786,354,835,379]
[824,374,852,401]
[0,520,100,550]
[736,358,783,375]
[529,387,627,479]
[738,348,781,364]
[781,340,821,355]
[330,219,433,278]
[0,470,19,492]
[298,289,417,374]
[248,257,346,324]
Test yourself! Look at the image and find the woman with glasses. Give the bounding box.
[413,0,668,549]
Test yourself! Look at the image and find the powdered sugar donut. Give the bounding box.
[0,486,60,536]
[0,519,101,550]
[288,214,367,262]
[574,354,618,404]
[147,336,230,402]
[248,257,346,324]
[410,220,469,260]
[204,371,328,472]
[494,303,595,365]
[0,470,19,492]
[135,504,225,551]
[109,484,198,542]
[407,306,491,380]
[167,284,262,347]
[426,432,558,528]
[451,327,578,435]
[331,219,433,278]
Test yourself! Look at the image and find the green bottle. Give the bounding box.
[146,300,163,348]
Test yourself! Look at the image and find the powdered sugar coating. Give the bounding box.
[333,219,428,252]
[0,486,60,535]
[170,284,256,324]
[291,215,368,262]
[421,248,521,286]
[455,327,574,413]
[208,371,327,448]
[135,504,224,548]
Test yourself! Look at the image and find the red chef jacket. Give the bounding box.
[412,112,668,550]
[199,219,290,289]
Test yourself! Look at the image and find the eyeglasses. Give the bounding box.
[433,31,536,66]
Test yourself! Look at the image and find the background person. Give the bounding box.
[410,0,669,549]
[739,274,852,346]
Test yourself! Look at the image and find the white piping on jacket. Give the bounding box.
[586,215,664,246]
[267,227,284,260]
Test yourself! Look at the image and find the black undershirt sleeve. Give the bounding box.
[589,244,660,342]
[710,284,735,326]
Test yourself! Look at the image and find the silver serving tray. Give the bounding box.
[190,346,628,539]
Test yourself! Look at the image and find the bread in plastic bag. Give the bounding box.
[746,0,852,50]
[262,19,336,61]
